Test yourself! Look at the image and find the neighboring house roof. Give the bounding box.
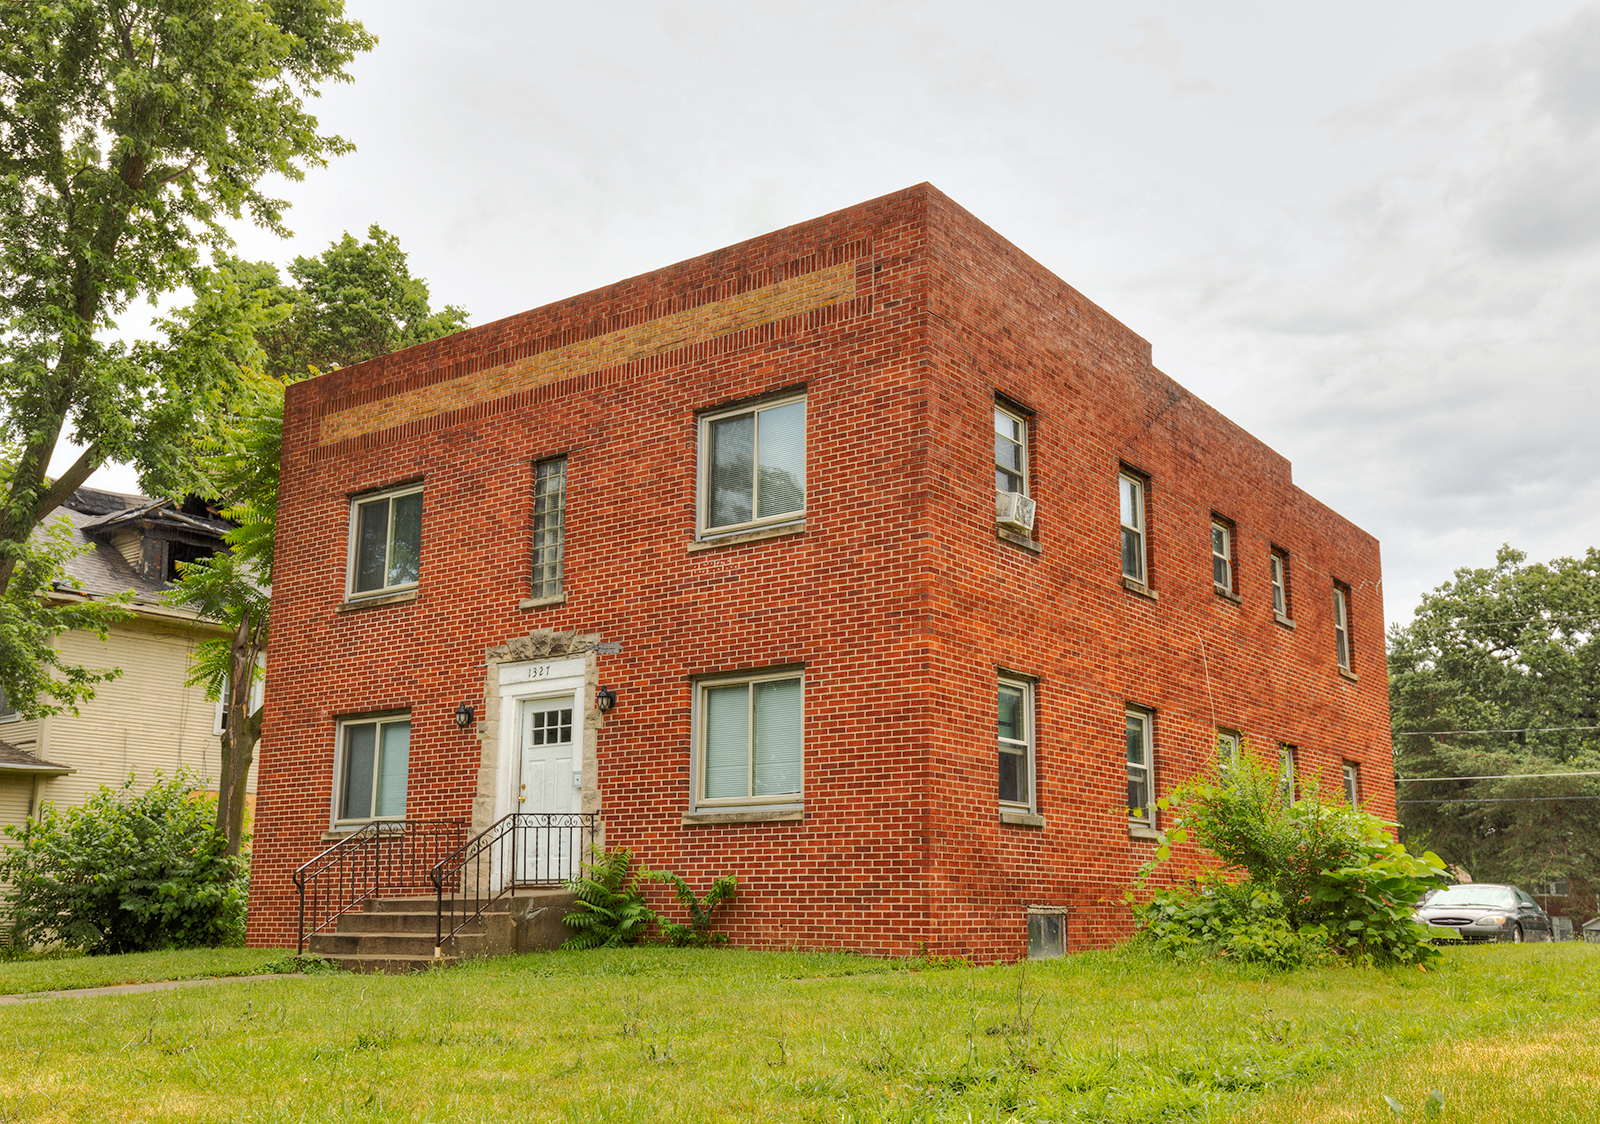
[0,739,72,776]
[42,487,233,608]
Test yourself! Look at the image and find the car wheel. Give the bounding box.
[1512,923,1524,944]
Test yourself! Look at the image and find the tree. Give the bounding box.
[0,0,373,716]
[1388,546,1600,905]
[165,228,467,852]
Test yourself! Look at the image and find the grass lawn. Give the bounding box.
[0,948,290,995]
[2,942,1597,1122]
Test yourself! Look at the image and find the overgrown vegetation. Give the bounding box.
[643,868,738,946]
[0,772,245,954]
[1131,748,1446,967]
[561,848,739,948]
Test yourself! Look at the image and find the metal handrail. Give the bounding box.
[292,819,467,952]
[429,812,600,953]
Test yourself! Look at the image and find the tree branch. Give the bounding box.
[33,442,104,521]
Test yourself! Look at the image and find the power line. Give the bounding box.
[1397,770,1600,782]
[1398,795,1600,804]
[1396,725,1600,736]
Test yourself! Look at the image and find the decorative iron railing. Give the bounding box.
[429,812,601,951]
[292,819,467,952]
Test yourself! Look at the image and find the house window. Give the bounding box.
[335,714,411,824]
[994,405,1028,495]
[1270,550,1291,619]
[1027,910,1066,959]
[1216,728,1240,771]
[998,677,1034,809]
[212,672,267,737]
[1279,745,1297,804]
[696,671,803,806]
[699,394,806,537]
[531,457,567,599]
[1333,583,1353,671]
[1343,760,1361,808]
[0,685,16,723]
[348,484,423,597]
[1211,519,1233,592]
[1126,706,1154,824]
[1119,472,1147,584]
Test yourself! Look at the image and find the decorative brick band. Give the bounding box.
[317,258,863,448]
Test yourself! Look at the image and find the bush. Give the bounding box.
[642,869,737,946]
[561,847,655,949]
[0,772,246,954]
[1130,748,1445,967]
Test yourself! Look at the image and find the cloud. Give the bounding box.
[1098,15,1228,100]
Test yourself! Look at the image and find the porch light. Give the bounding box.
[454,703,475,730]
[596,685,617,713]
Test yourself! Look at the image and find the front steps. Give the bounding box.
[306,889,577,973]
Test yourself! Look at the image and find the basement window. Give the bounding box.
[1027,909,1066,959]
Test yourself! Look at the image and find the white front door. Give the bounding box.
[516,694,580,882]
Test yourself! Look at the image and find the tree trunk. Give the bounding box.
[216,605,267,855]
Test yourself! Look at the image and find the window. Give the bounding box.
[1342,761,1361,808]
[0,685,16,723]
[531,457,567,599]
[998,677,1034,809]
[994,405,1028,496]
[696,671,803,806]
[212,672,266,737]
[1279,745,1297,804]
[1216,728,1240,770]
[1211,519,1233,592]
[1126,706,1154,824]
[1333,583,1353,671]
[1027,910,1066,959]
[348,484,423,597]
[334,714,411,823]
[1270,549,1291,619]
[699,395,806,537]
[1119,472,1147,584]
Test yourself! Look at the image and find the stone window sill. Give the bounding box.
[1129,824,1160,841]
[1338,667,1360,683]
[1000,810,1045,828]
[681,808,804,825]
[336,588,419,613]
[518,593,567,611]
[687,521,805,553]
[1122,577,1158,601]
[1214,586,1242,604]
[996,527,1042,554]
[1274,612,1296,630]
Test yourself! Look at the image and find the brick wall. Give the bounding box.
[247,184,1390,960]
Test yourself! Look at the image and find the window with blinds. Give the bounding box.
[335,714,411,823]
[698,672,803,805]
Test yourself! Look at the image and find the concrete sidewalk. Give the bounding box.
[0,972,303,1005]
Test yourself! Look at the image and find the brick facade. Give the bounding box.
[247,184,1390,961]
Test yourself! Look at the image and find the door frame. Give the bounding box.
[492,656,589,827]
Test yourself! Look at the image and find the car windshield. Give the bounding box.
[1427,885,1515,908]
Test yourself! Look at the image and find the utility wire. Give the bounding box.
[1396,725,1600,736]
[1397,770,1600,782]
[1398,795,1600,804]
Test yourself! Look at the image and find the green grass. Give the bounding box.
[1,943,1596,1122]
[0,947,288,995]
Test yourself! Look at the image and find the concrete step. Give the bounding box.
[337,911,488,935]
[324,952,448,975]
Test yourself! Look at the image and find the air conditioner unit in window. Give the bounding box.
[995,490,1037,532]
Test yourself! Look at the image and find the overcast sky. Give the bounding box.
[63,0,1600,628]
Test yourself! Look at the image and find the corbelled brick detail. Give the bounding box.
[248,184,1391,963]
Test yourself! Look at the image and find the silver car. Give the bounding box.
[1414,883,1553,943]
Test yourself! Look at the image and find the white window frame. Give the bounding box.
[994,403,1029,498]
[1270,550,1290,619]
[0,685,17,723]
[1343,760,1361,808]
[332,712,412,827]
[1211,519,1233,593]
[1280,744,1298,804]
[697,393,807,539]
[1119,472,1147,584]
[531,456,567,599]
[1126,705,1155,826]
[998,675,1035,811]
[1333,584,1352,671]
[346,482,424,599]
[213,671,267,737]
[1216,728,1240,770]
[691,669,804,810]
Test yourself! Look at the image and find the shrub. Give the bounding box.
[643,869,737,946]
[561,847,655,949]
[0,772,246,954]
[1131,748,1445,966]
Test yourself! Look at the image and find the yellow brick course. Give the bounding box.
[319,262,857,446]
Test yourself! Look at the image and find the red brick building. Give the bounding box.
[247,184,1390,961]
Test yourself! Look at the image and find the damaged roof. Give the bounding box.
[41,487,232,603]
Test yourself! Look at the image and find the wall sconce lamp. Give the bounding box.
[454,703,475,730]
[596,686,617,714]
